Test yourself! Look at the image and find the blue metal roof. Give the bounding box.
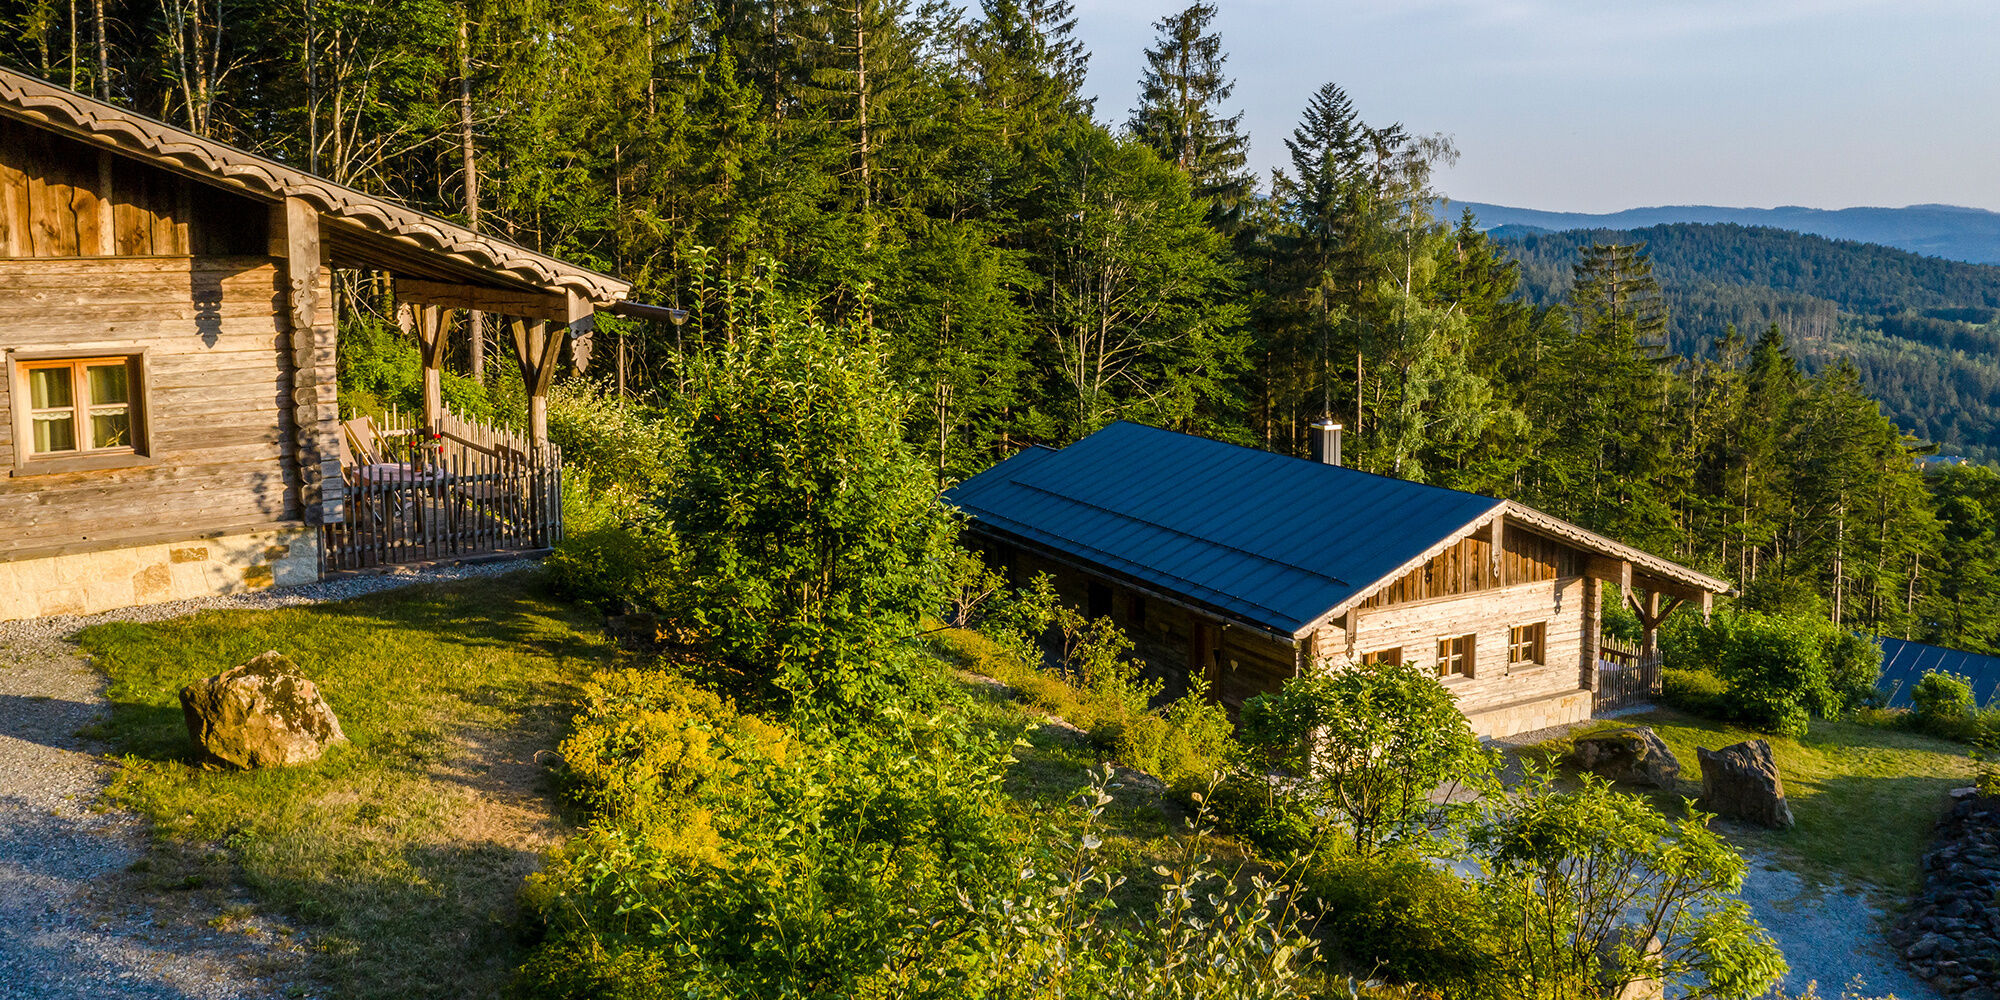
[1877,637,2000,708]
[945,422,1503,636]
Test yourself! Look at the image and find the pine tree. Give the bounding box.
[1127,3,1250,229]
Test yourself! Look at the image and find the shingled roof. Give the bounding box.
[946,422,1731,638]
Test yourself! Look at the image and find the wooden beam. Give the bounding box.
[395,277,571,322]
[1489,516,1504,582]
[1586,555,1632,602]
[412,303,450,431]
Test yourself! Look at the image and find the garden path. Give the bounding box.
[0,560,532,1000]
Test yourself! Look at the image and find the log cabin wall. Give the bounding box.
[0,118,315,573]
[1328,576,1588,715]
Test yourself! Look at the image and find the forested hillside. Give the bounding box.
[1458,201,2000,264]
[1499,223,2000,462]
[8,0,2000,650]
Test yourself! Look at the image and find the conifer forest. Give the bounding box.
[5,0,1998,652]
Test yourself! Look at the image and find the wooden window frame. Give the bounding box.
[1508,622,1548,670]
[7,348,156,476]
[1359,646,1403,667]
[1436,633,1475,679]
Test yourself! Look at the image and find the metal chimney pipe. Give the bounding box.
[1309,419,1343,467]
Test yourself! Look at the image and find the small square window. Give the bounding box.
[1437,634,1475,678]
[1360,647,1403,667]
[1509,623,1547,667]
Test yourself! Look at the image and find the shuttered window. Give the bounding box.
[1360,647,1403,667]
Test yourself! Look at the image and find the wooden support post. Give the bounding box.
[1488,516,1504,583]
[411,303,450,432]
[1581,572,1602,694]
[269,197,342,525]
[509,316,566,447]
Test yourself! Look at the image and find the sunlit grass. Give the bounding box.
[1536,709,1973,893]
[79,573,621,1000]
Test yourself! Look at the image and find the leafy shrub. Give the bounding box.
[1239,662,1489,855]
[1305,850,1499,987]
[1665,608,1880,735]
[932,623,1237,793]
[544,484,675,611]
[661,285,958,711]
[1662,667,1729,716]
[1203,772,1319,858]
[1912,670,1976,735]
[1470,770,1787,1000]
[1112,686,1235,790]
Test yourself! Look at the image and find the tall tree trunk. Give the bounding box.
[458,7,484,381]
[91,0,107,99]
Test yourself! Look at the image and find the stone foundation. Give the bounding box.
[0,526,319,621]
[1465,687,1593,739]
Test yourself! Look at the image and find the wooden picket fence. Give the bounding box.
[321,404,563,572]
[1594,637,1662,712]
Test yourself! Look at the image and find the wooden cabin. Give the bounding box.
[0,68,654,621]
[945,422,1731,739]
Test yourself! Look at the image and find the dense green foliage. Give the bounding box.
[1238,662,1488,855]
[1660,608,1881,735]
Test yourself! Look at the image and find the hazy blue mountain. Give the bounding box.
[1445,200,2000,265]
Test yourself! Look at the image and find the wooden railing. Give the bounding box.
[1594,637,1661,712]
[320,404,563,572]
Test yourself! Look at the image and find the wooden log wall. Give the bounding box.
[0,118,265,258]
[1329,575,1588,714]
[0,255,315,559]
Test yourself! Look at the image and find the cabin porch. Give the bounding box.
[322,404,562,572]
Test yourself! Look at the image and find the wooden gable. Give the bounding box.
[0,117,267,259]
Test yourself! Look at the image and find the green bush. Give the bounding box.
[1305,850,1499,987]
[1661,667,1729,716]
[1665,609,1880,735]
[1238,663,1489,855]
[1112,687,1234,790]
[1203,772,1319,858]
[1912,670,1976,735]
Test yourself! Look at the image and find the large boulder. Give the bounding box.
[1696,739,1795,829]
[179,651,346,769]
[1571,727,1681,789]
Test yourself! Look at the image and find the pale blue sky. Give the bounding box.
[1068,0,2000,212]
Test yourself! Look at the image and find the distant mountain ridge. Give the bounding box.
[1444,200,2000,266]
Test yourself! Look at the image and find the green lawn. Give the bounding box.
[79,573,622,1000]
[1541,710,1974,894]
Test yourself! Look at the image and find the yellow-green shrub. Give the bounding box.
[558,669,788,835]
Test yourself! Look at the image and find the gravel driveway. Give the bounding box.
[0,561,535,1000]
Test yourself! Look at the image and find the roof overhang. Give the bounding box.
[0,67,632,306]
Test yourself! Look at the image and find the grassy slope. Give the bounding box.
[1546,710,1974,893]
[80,573,620,1000]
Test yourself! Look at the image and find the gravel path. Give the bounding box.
[0,560,538,1000]
[1738,854,1940,999]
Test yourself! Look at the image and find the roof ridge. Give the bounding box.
[1102,420,1500,504]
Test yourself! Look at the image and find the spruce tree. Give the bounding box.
[1127,3,1250,229]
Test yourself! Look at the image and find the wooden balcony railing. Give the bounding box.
[321,404,563,572]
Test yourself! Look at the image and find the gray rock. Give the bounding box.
[1696,739,1795,829]
[178,651,345,769]
[1571,727,1682,789]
